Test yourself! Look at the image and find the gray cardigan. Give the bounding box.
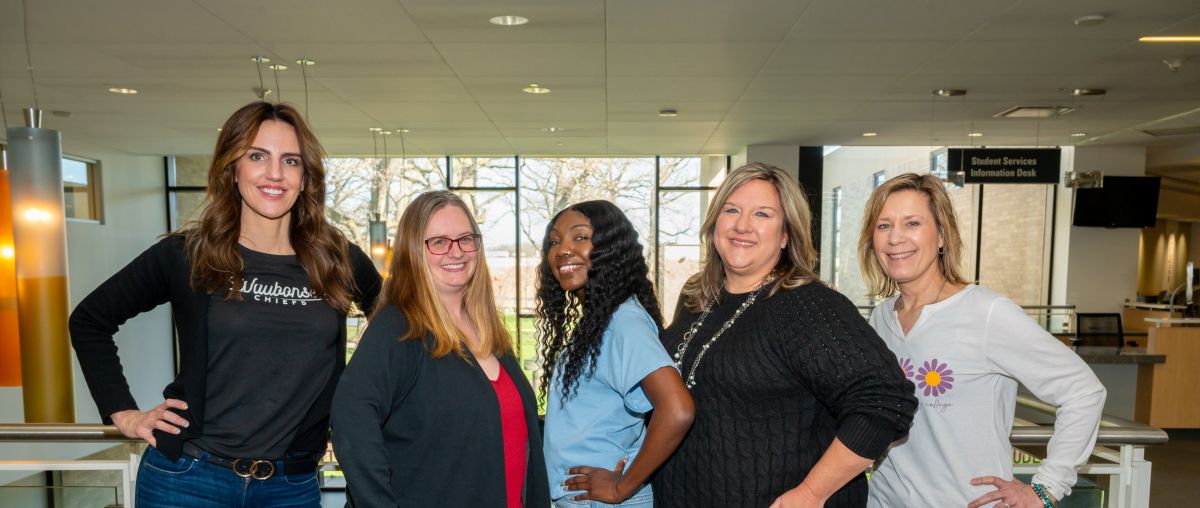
[331,304,550,508]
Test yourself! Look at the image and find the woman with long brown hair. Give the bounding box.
[331,190,549,507]
[69,101,382,507]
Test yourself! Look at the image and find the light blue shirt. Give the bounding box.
[544,297,675,501]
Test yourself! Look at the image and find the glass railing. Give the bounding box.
[1012,395,1167,508]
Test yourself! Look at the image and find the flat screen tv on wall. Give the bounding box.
[1072,176,1161,228]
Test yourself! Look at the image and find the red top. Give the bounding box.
[491,367,528,508]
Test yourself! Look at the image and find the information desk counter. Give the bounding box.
[1135,318,1200,428]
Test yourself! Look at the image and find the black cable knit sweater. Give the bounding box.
[655,281,917,508]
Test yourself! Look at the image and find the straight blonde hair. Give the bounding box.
[857,173,968,297]
[680,162,818,313]
[380,191,512,359]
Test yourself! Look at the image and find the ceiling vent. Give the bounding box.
[994,106,1076,118]
[1139,126,1200,137]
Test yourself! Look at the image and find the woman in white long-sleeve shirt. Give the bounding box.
[858,173,1106,508]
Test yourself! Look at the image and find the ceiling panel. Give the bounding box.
[787,0,1019,41]
[606,0,814,43]
[479,101,606,123]
[608,43,777,76]
[762,40,953,76]
[437,43,605,77]
[315,77,475,102]
[608,77,751,102]
[196,0,428,43]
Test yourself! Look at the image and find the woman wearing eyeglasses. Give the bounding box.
[331,191,549,508]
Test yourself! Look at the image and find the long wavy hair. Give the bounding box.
[183,101,357,312]
[680,162,818,313]
[536,200,664,402]
[858,172,968,297]
[381,191,512,359]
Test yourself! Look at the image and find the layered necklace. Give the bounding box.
[673,274,775,389]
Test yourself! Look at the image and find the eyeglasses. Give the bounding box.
[424,234,481,255]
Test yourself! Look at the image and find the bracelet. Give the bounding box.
[1031,483,1055,508]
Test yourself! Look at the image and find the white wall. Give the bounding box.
[1054,146,1146,313]
[745,144,799,182]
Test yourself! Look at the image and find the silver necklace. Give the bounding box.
[673,275,774,389]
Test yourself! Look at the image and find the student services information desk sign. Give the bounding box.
[948,148,1061,184]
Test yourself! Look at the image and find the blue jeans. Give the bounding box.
[136,446,321,508]
[553,491,654,508]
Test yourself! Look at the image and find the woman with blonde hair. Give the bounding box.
[70,101,382,506]
[860,173,1105,508]
[332,190,549,507]
[654,163,916,508]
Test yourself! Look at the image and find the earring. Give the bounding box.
[938,246,945,255]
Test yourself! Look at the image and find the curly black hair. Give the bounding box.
[536,200,664,403]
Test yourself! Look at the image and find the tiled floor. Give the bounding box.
[1146,430,1200,507]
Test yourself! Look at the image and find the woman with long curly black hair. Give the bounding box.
[537,200,694,507]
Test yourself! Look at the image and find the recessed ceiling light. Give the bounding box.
[862,132,878,137]
[932,89,967,97]
[295,59,316,66]
[1074,14,1107,27]
[1139,36,1200,42]
[381,130,393,135]
[489,15,529,26]
[523,83,551,94]
[268,64,288,71]
[369,127,383,132]
[217,128,222,132]
[250,56,271,63]
[556,142,565,147]
[659,108,678,117]
[398,128,410,133]
[108,87,138,95]
[1067,88,1106,96]
[1071,132,1088,137]
[967,132,984,137]
[541,127,563,133]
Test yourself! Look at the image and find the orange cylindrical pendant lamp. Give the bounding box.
[0,164,22,387]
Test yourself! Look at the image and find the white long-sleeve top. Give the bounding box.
[866,284,1106,506]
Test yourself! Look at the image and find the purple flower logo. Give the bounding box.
[917,358,955,397]
[898,358,914,380]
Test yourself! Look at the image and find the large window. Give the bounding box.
[167,155,728,383]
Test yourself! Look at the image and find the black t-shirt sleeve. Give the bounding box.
[348,243,382,316]
[331,305,419,507]
[68,235,178,423]
[780,284,917,460]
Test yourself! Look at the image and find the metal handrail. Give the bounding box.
[1011,395,1169,446]
[2,401,1168,446]
[0,424,133,442]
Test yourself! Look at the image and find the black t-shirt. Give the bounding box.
[194,246,338,459]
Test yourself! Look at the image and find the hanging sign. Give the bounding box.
[949,148,1061,184]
